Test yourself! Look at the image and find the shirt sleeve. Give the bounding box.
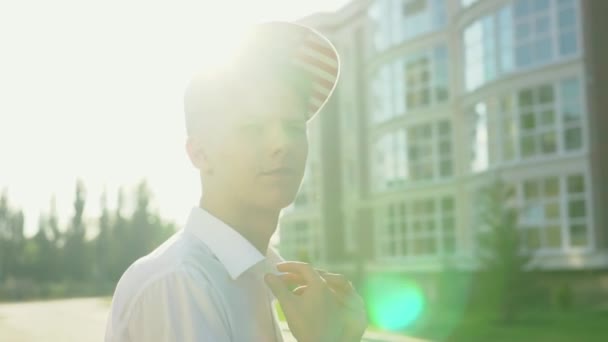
[126,265,232,342]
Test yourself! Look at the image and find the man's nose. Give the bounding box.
[266,122,292,155]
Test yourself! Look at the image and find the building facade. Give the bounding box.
[278,0,608,286]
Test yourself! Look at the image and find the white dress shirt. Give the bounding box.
[105,206,285,342]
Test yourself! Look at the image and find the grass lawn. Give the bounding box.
[405,309,608,342]
[274,302,608,341]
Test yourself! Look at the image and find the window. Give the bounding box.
[408,124,434,180]
[557,0,578,55]
[514,0,553,67]
[517,173,591,251]
[371,44,449,123]
[520,176,562,251]
[560,77,583,150]
[404,0,427,14]
[438,121,453,177]
[376,196,456,260]
[411,199,437,255]
[369,0,446,53]
[400,0,446,43]
[566,174,588,247]
[468,76,585,170]
[470,102,489,172]
[379,202,408,257]
[440,197,456,254]
[405,56,431,109]
[370,65,394,124]
[400,45,450,115]
[497,76,584,163]
[374,121,453,191]
[462,0,479,7]
[279,220,321,262]
[518,84,557,158]
[464,0,580,90]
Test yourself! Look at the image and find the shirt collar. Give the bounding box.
[184,206,283,280]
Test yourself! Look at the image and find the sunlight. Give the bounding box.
[0,0,351,234]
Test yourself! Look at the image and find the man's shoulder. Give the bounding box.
[107,229,231,326]
[110,230,226,308]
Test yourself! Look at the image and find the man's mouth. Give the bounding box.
[261,168,294,176]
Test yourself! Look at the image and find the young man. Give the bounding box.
[105,22,367,342]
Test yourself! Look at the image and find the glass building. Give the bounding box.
[279,0,608,288]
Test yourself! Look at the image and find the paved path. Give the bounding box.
[0,297,425,341]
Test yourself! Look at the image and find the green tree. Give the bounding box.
[63,180,89,281]
[0,191,25,280]
[94,189,112,281]
[475,179,531,324]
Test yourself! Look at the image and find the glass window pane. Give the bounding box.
[559,31,578,55]
[540,109,555,125]
[521,135,536,157]
[565,127,582,150]
[503,139,515,160]
[533,0,550,12]
[558,8,576,28]
[569,224,588,247]
[545,202,560,219]
[568,199,586,219]
[443,237,455,254]
[540,131,557,153]
[519,89,534,107]
[560,77,580,100]
[563,102,581,122]
[439,140,451,154]
[427,200,436,214]
[516,45,533,67]
[526,228,541,249]
[443,215,455,229]
[545,225,562,248]
[441,196,454,211]
[535,38,552,62]
[440,160,452,177]
[544,178,560,197]
[557,0,575,8]
[436,86,449,102]
[521,112,536,130]
[514,0,530,17]
[439,121,450,135]
[567,174,585,194]
[524,180,540,199]
[535,15,551,35]
[538,84,554,104]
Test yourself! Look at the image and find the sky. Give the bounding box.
[0,0,351,236]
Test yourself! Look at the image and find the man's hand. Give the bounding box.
[267,262,368,342]
[265,262,344,342]
[316,270,368,342]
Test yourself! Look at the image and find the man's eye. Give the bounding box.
[285,122,306,135]
[241,123,263,132]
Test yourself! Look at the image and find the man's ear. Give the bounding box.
[186,137,213,174]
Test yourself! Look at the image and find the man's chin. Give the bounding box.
[259,192,298,211]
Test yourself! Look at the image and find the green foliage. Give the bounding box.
[0,180,176,301]
[553,283,574,311]
[474,179,532,324]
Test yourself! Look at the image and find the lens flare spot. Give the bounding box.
[364,275,425,331]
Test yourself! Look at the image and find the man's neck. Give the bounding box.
[199,195,279,254]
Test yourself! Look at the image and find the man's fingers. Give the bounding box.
[276,262,322,285]
[265,273,293,303]
[293,285,307,295]
[318,271,354,293]
[278,272,305,286]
